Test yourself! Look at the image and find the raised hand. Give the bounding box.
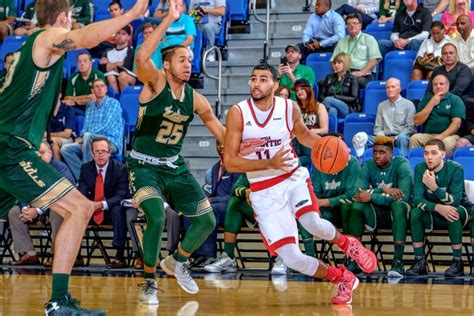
[128,0,150,18]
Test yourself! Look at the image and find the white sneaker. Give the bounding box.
[139,279,159,305]
[203,253,237,273]
[206,52,216,62]
[271,256,288,275]
[160,255,199,294]
[271,275,288,292]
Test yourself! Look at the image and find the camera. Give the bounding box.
[280,57,288,65]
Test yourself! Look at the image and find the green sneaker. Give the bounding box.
[44,293,106,315]
[387,259,405,278]
[345,259,362,274]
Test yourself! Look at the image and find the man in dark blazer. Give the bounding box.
[78,136,130,268]
[188,140,240,267]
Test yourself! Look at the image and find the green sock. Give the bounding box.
[173,251,188,263]
[224,242,236,259]
[452,248,462,258]
[303,238,316,257]
[144,272,156,279]
[414,247,424,257]
[394,244,405,260]
[51,273,69,301]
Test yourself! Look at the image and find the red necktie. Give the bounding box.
[93,168,104,225]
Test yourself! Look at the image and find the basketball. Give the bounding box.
[312,136,349,174]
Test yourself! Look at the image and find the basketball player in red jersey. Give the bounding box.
[224,63,377,305]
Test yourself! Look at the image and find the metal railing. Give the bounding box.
[202,46,223,118]
[250,0,270,63]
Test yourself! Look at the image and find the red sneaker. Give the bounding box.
[344,236,377,273]
[331,265,359,305]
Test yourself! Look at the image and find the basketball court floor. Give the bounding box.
[1,267,473,315]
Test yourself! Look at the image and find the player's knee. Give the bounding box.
[391,201,407,217]
[278,245,304,269]
[202,211,217,235]
[351,201,365,214]
[409,207,422,224]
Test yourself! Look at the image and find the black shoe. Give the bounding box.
[445,257,464,277]
[190,256,215,272]
[44,293,105,315]
[106,258,127,269]
[406,256,428,276]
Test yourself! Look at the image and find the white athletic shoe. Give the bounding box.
[203,253,237,273]
[271,256,288,275]
[139,279,159,305]
[160,255,199,294]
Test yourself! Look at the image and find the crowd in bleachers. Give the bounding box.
[2,0,473,276]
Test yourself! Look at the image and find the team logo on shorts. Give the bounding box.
[19,161,46,187]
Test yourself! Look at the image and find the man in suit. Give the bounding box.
[78,136,130,269]
[189,140,240,267]
[8,141,75,266]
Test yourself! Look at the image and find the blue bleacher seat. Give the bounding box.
[215,8,230,47]
[454,157,474,180]
[0,36,27,71]
[120,0,135,10]
[453,146,474,159]
[192,29,203,74]
[366,30,391,41]
[119,85,143,142]
[312,83,318,100]
[229,0,249,21]
[93,0,110,15]
[366,22,394,33]
[362,80,387,116]
[95,12,110,22]
[382,51,416,90]
[328,112,337,132]
[406,80,429,101]
[343,113,375,148]
[408,147,425,173]
[306,52,333,85]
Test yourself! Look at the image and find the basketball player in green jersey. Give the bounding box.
[129,0,232,303]
[0,0,148,314]
[350,136,412,277]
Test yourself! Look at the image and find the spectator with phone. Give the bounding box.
[412,21,450,80]
[278,44,316,101]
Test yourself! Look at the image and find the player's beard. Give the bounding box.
[251,88,273,102]
[169,66,189,85]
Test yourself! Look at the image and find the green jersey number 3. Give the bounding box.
[156,120,184,145]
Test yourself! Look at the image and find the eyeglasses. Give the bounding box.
[93,150,110,156]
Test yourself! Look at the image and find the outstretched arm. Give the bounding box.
[194,91,226,144]
[135,0,180,85]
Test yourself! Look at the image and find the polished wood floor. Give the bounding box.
[1,272,473,315]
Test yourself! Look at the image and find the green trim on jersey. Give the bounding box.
[0,29,64,150]
[132,82,194,158]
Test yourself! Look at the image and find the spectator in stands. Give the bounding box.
[318,53,360,119]
[424,43,471,97]
[412,21,450,80]
[294,78,329,134]
[0,0,15,43]
[332,13,382,88]
[78,137,131,269]
[61,79,124,180]
[188,141,240,268]
[0,51,13,83]
[410,74,465,154]
[379,0,406,23]
[298,0,345,63]
[278,44,316,101]
[70,0,93,29]
[64,52,106,115]
[453,14,474,69]
[99,25,135,93]
[14,0,39,36]
[335,0,379,29]
[372,78,416,157]
[378,0,432,57]
[349,136,412,276]
[8,142,74,266]
[49,93,76,160]
[154,0,170,19]
[188,0,226,62]
[88,1,134,58]
[312,134,361,234]
[132,23,160,71]
[441,0,474,36]
[407,139,472,277]
[424,0,449,21]
[277,85,291,99]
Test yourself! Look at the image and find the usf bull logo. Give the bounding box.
[20,161,46,187]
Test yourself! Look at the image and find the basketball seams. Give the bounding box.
[328,138,339,174]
